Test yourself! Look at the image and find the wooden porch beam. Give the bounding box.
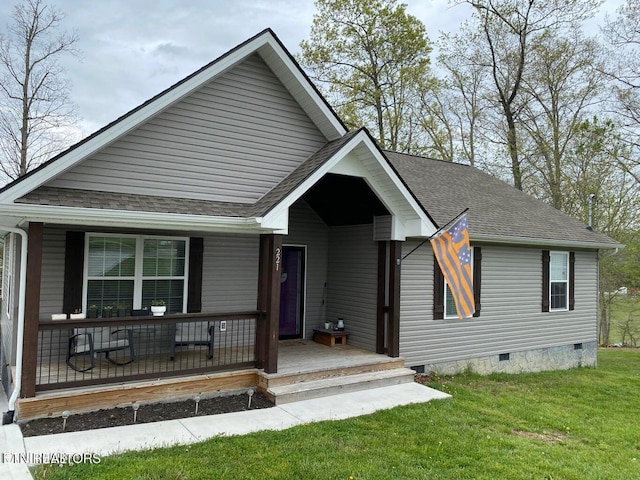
[387,240,401,358]
[21,222,43,398]
[256,234,282,374]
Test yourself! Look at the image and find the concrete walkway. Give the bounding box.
[0,383,449,479]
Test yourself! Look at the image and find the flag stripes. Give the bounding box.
[430,214,475,319]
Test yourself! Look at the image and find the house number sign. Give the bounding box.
[275,247,281,271]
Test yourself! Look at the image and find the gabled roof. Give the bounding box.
[386,151,621,249]
[0,28,347,204]
[13,129,437,239]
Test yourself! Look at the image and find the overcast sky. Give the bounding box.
[0,0,624,138]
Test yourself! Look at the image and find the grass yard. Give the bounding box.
[609,295,640,345]
[34,348,640,480]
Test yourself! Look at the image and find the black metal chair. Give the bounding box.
[170,322,214,360]
[66,327,136,372]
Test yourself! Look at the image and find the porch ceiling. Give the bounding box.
[302,173,389,226]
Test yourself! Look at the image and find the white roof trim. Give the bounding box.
[260,130,437,239]
[0,30,346,205]
[471,233,623,250]
[0,204,265,234]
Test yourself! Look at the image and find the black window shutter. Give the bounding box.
[63,231,85,315]
[542,250,550,312]
[473,247,482,317]
[187,237,204,313]
[569,251,575,311]
[433,253,444,320]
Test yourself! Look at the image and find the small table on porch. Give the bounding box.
[313,329,350,347]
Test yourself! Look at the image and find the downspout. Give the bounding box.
[1,226,28,424]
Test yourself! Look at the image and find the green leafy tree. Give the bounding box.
[299,0,435,152]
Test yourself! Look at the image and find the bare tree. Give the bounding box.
[519,32,605,210]
[454,0,600,190]
[603,0,640,185]
[0,0,78,183]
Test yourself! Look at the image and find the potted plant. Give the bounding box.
[70,308,86,320]
[150,300,166,316]
[51,313,67,320]
[117,304,130,317]
[87,305,99,319]
[102,305,114,318]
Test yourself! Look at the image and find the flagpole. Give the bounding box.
[401,207,470,261]
[428,207,469,240]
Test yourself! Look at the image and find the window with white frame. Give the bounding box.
[84,234,188,313]
[549,251,569,311]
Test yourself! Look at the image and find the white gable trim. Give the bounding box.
[0,30,346,205]
[259,130,437,240]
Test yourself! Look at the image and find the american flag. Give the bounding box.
[430,214,475,319]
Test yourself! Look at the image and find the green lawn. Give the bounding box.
[609,295,640,345]
[35,348,640,480]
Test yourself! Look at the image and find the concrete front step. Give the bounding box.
[266,368,416,405]
[260,357,406,389]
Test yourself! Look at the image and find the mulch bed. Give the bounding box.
[19,391,273,437]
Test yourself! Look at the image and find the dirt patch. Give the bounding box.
[512,429,568,443]
[413,373,438,385]
[19,392,273,437]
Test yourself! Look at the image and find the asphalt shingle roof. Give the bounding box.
[385,151,620,247]
[16,132,620,248]
[15,131,361,219]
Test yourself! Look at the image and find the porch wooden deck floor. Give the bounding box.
[275,339,397,376]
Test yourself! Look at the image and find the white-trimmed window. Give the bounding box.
[84,234,188,313]
[444,249,473,319]
[549,251,569,311]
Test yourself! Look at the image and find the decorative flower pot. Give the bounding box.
[51,314,67,321]
[70,313,86,320]
[151,305,166,316]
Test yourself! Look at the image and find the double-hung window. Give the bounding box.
[84,234,188,314]
[549,251,569,311]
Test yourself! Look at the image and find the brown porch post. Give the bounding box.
[256,233,282,374]
[376,241,386,354]
[387,240,401,358]
[21,222,43,398]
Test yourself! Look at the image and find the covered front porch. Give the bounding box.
[17,338,410,421]
[4,131,435,421]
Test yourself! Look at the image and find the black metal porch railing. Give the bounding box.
[36,311,259,391]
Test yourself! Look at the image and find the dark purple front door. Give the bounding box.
[279,246,305,339]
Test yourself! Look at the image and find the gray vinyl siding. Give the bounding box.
[327,224,377,351]
[201,233,259,313]
[373,216,392,241]
[39,227,66,318]
[39,226,260,317]
[400,242,599,367]
[286,200,329,339]
[47,54,327,203]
